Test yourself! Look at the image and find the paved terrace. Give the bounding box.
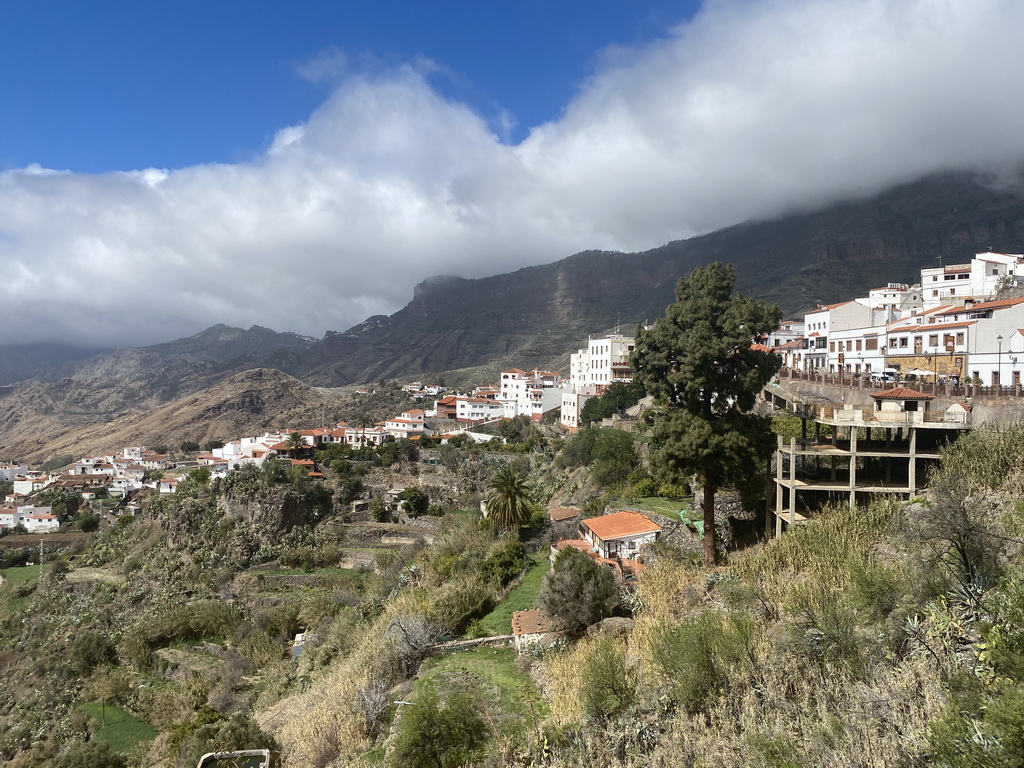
[765,368,1024,428]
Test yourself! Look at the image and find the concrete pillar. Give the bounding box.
[909,427,917,495]
[849,426,858,509]
[789,437,798,529]
[773,435,783,537]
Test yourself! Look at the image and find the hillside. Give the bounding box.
[0,369,338,463]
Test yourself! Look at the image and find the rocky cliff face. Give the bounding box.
[294,170,1024,385]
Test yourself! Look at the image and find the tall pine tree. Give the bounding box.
[632,262,781,565]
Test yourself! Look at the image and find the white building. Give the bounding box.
[581,510,661,560]
[456,397,505,423]
[561,333,635,430]
[13,474,53,496]
[920,252,1024,310]
[766,319,806,348]
[498,369,563,421]
[0,464,28,483]
[384,410,427,440]
[0,505,59,532]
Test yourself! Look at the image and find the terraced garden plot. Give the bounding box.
[415,646,548,741]
[80,702,157,753]
[66,567,126,585]
[474,557,550,637]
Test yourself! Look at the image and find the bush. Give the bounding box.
[590,429,639,488]
[580,636,635,723]
[389,681,487,768]
[401,487,429,517]
[539,547,618,633]
[651,611,755,714]
[168,708,277,768]
[69,631,117,675]
[77,510,100,532]
[479,538,526,587]
[51,741,127,768]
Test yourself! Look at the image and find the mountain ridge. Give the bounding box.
[5,169,1024,461]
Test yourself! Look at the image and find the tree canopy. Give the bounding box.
[539,546,619,632]
[632,262,781,565]
[485,464,535,532]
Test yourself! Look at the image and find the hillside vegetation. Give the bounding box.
[2,415,1024,767]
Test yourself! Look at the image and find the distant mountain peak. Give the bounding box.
[413,274,468,299]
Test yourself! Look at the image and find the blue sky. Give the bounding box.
[3,0,1024,347]
[0,1,698,173]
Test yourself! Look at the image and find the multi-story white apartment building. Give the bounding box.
[569,334,636,389]
[499,369,562,421]
[920,252,1024,310]
[561,333,636,430]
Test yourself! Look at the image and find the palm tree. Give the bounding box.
[353,413,375,447]
[287,431,306,454]
[485,464,535,533]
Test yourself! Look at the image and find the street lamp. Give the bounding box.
[997,334,1004,390]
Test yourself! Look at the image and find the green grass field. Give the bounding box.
[80,702,157,752]
[474,556,550,637]
[417,646,548,740]
[0,565,50,617]
[627,496,696,522]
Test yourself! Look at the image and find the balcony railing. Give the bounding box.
[776,367,1023,399]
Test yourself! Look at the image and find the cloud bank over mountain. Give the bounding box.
[3,0,1024,346]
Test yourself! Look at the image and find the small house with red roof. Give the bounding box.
[511,609,557,654]
[581,510,662,560]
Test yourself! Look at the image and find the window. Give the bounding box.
[865,338,878,351]
[830,341,835,352]
[929,335,938,346]
[932,290,939,297]
[899,337,909,348]
[956,332,964,344]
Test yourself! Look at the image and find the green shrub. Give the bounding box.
[479,538,526,587]
[51,740,127,768]
[390,682,487,768]
[539,547,618,633]
[580,636,635,723]
[69,631,117,675]
[651,611,755,714]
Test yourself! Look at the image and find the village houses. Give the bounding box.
[787,252,1024,386]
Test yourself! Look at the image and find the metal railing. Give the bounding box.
[777,367,1023,398]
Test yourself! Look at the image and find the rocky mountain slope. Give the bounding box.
[4,169,1024,462]
[294,170,1024,385]
[0,368,338,463]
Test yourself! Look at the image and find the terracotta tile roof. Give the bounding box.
[511,609,551,637]
[887,320,976,332]
[871,387,936,400]
[938,297,1024,314]
[549,507,580,522]
[750,342,774,353]
[583,510,661,540]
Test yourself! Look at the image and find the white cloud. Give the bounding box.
[3,0,1024,347]
[295,46,348,83]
